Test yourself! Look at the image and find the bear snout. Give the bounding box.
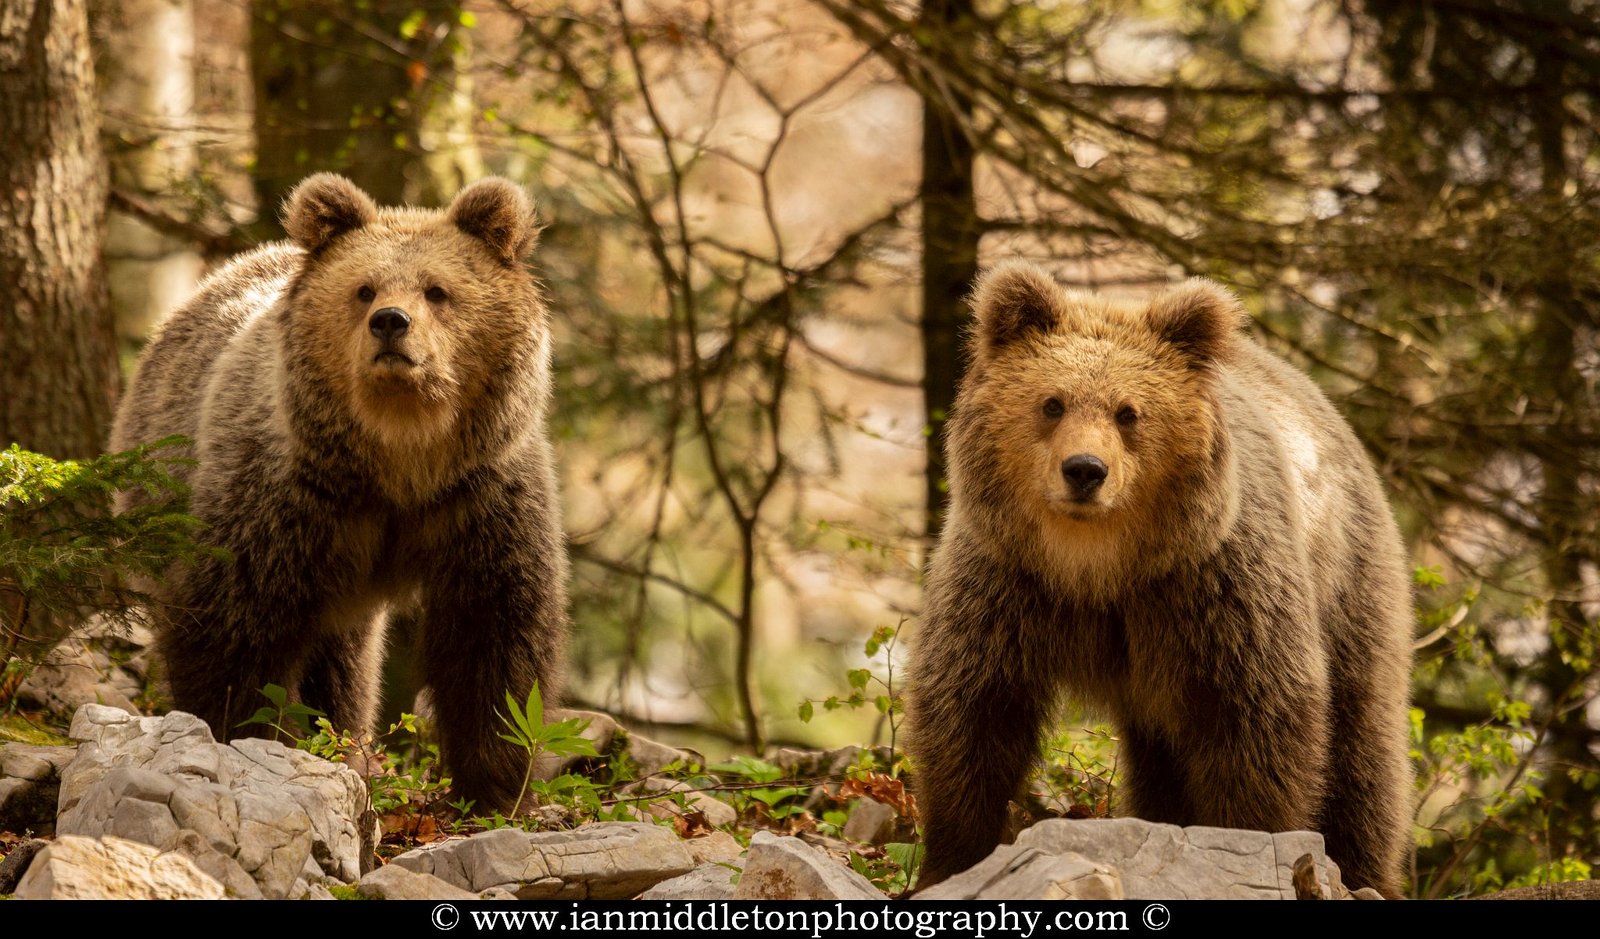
[1060,453,1108,498]
[369,307,411,344]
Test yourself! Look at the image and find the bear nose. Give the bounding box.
[1061,454,1108,495]
[369,307,410,343]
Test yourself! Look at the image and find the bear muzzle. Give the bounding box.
[1061,453,1108,500]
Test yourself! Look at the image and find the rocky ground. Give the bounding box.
[0,626,1378,900]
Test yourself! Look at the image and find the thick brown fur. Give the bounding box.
[110,174,568,813]
[908,260,1413,896]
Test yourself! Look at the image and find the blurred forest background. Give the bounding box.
[2,0,1598,898]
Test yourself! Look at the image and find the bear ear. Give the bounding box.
[970,261,1062,354]
[1146,277,1246,369]
[449,177,540,264]
[281,174,379,254]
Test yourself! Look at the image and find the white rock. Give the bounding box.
[842,799,897,844]
[629,778,738,828]
[1015,818,1339,900]
[54,704,370,898]
[686,831,742,866]
[917,844,1123,900]
[389,821,696,899]
[359,863,478,900]
[734,832,884,900]
[0,742,75,833]
[16,616,154,717]
[13,834,226,899]
[638,863,740,900]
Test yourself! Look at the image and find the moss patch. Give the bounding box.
[0,713,71,746]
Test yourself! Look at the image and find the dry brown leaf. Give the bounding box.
[671,810,712,839]
[838,772,917,818]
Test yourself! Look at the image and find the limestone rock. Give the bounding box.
[686,830,742,866]
[628,778,737,828]
[0,742,75,834]
[1015,818,1339,900]
[638,863,740,900]
[359,862,478,900]
[625,731,698,778]
[54,704,370,899]
[16,616,157,718]
[917,844,1123,900]
[389,821,696,899]
[734,831,884,900]
[13,834,226,899]
[842,799,896,844]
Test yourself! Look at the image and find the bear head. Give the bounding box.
[279,174,547,458]
[955,260,1245,567]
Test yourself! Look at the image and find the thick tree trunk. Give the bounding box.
[918,0,980,541]
[93,0,205,353]
[0,0,116,458]
[249,0,482,228]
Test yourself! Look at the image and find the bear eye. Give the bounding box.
[356,285,376,303]
[1042,397,1065,420]
[1116,405,1139,426]
[425,285,448,304]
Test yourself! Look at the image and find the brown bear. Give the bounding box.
[908,261,1413,896]
[110,174,568,813]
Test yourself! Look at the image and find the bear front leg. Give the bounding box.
[1116,724,1194,824]
[908,547,1059,890]
[420,471,569,815]
[155,458,347,742]
[299,618,388,738]
[157,552,322,742]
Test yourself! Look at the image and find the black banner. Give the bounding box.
[6,898,1580,931]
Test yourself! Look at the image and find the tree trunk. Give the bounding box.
[918,0,980,541]
[249,0,482,229]
[92,0,205,354]
[0,0,116,458]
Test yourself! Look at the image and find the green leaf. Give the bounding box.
[798,700,814,723]
[237,706,279,729]
[885,841,924,875]
[398,8,427,39]
[261,683,288,708]
[846,668,871,690]
[525,682,545,731]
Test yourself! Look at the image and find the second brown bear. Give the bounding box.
[908,262,1413,896]
[111,174,568,813]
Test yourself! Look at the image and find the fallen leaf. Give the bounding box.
[671,811,712,839]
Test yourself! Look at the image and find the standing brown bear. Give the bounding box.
[111,174,568,813]
[909,261,1413,896]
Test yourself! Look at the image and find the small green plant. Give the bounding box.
[496,682,600,818]
[707,755,809,824]
[1032,720,1119,818]
[848,841,923,895]
[236,682,324,739]
[1,437,211,707]
[798,622,907,770]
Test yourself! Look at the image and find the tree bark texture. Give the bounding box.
[0,0,117,458]
[93,0,205,351]
[918,0,980,541]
